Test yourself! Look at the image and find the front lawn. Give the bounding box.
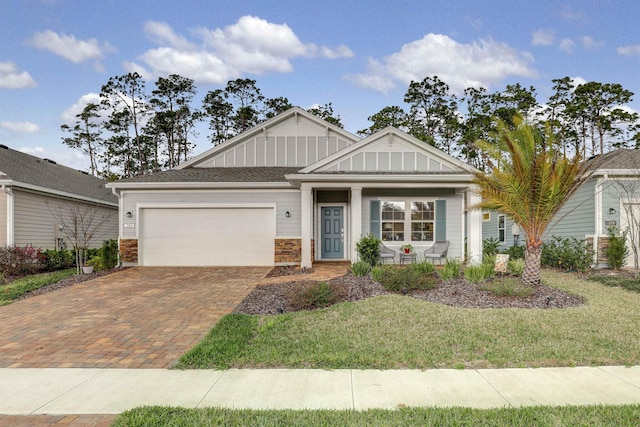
[176,270,640,369]
[113,404,640,426]
[0,269,75,306]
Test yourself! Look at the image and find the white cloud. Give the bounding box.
[61,92,103,122]
[617,45,640,57]
[0,121,40,133]
[129,17,353,84]
[532,29,555,46]
[571,76,588,87]
[559,38,575,53]
[580,36,603,49]
[19,146,90,171]
[0,62,36,89]
[28,29,114,64]
[346,34,537,94]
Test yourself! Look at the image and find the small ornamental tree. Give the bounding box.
[47,202,115,275]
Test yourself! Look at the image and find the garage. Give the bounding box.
[140,207,276,266]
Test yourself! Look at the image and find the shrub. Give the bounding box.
[606,227,628,270]
[289,281,346,311]
[464,263,494,283]
[508,258,525,276]
[356,234,381,266]
[438,258,462,281]
[377,265,437,292]
[483,237,500,261]
[412,261,436,275]
[351,261,371,276]
[42,249,75,271]
[371,266,384,282]
[541,236,593,272]
[0,244,45,275]
[87,239,119,271]
[480,277,536,297]
[504,244,525,260]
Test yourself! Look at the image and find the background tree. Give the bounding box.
[60,103,103,176]
[357,106,411,136]
[307,102,344,128]
[472,116,596,286]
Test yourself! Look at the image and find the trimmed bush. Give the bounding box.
[42,249,75,271]
[356,234,381,266]
[606,227,628,270]
[541,236,593,272]
[504,244,525,260]
[378,265,437,292]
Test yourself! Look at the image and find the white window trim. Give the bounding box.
[498,214,506,243]
[380,198,436,244]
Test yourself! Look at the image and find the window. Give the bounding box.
[411,201,434,241]
[380,199,435,243]
[483,212,491,221]
[381,201,405,241]
[498,215,506,243]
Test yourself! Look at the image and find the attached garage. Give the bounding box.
[139,206,276,266]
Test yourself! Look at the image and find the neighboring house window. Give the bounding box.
[411,201,434,242]
[483,212,491,221]
[381,201,405,241]
[498,215,506,243]
[380,199,436,243]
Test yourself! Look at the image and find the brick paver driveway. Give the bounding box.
[0,267,269,369]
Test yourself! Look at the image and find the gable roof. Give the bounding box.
[176,107,360,169]
[299,127,478,174]
[0,145,116,205]
[594,148,640,171]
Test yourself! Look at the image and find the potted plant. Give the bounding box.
[400,244,413,254]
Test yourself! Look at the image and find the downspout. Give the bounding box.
[111,187,123,263]
[594,175,605,267]
[2,185,14,246]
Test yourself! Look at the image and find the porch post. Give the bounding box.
[300,184,313,268]
[467,188,483,265]
[350,186,362,263]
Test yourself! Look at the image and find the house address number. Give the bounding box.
[124,223,135,228]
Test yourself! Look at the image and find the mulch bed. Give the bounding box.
[234,272,584,315]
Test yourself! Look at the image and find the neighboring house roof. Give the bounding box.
[0,145,116,205]
[594,148,640,171]
[114,167,301,184]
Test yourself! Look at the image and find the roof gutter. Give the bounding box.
[106,181,293,190]
[0,179,117,207]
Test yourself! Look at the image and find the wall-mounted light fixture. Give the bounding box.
[285,211,291,218]
[609,208,617,215]
[126,211,133,218]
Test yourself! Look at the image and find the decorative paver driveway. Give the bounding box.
[0,267,269,369]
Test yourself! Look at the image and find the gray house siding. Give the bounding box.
[120,190,302,239]
[482,212,519,250]
[545,180,596,239]
[13,190,117,250]
[361,188,464,260]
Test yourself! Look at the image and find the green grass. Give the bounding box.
[587,275,640,292]
[113,404,640,426]
[0,269,76,306]
[177,270,640,369]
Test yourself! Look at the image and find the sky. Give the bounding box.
[1,0,640,171]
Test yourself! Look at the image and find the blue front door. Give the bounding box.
[321,206,344,259]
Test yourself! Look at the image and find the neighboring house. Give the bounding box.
[107,107,483,267]
[482,148,640,268]
[0,145,118,250]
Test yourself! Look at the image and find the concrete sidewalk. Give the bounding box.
[1,366,640,415]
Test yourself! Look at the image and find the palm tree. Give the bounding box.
[472,117,595,286]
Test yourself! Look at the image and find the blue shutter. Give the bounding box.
[370,200,381,239]
[435,199,446,241]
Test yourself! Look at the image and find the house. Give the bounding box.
[482,148,640,268]
[106,107,483,267]
[0,145,118,250]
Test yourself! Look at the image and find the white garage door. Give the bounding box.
[140,208,275,266]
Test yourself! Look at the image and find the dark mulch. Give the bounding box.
[234,273,584,315]
[265,265,315,277]
[13,268,127,301]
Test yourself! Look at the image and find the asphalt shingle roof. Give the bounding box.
[0,145,116,204]
[116,167,302,183]
[596,148,640,170]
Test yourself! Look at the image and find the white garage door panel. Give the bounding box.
[141,208,275,266]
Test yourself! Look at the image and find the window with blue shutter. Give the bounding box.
[370,200,381,239]
[435,199,446,241]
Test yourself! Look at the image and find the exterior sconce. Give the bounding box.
[126,211,133,218]
[609,208,616,215]
[285,211,291,218]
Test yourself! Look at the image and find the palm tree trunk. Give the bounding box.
[522,242,542,286]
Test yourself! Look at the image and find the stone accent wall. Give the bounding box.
[119,239,138,263]
[274,238,301,265]
[587,236,610,266]
[311,239,315,262]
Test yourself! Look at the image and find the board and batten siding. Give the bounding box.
[361,188,464,260]
[121,190,301,239]
[13,190,118,250]
[545,180,596,239]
